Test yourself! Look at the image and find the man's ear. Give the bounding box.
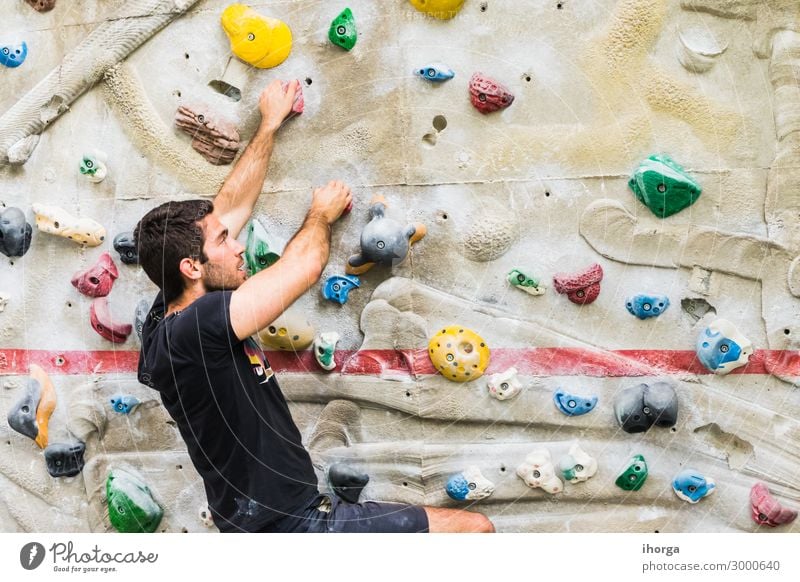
[178,257,202,281]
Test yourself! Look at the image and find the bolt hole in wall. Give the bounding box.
[480,2,488,12]
[557,1,565,8]
[304,77,312,85]
[432,115,447,132]
[785,328,791,335]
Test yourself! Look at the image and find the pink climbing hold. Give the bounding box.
[750,482,798,527]
[89,297,132,343]
[553,263,604,305]
[71,252,119,297]
[281,81,304,114]
[469,72,515,114]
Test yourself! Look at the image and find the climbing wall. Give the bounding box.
[1,0,799,532]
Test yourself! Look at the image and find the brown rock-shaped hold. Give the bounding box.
[30,364,57,449]
[469,73,515,114]
[71,252,119,297]
[553,263,604,305]
[25,0,56,12]
[175,104,240,165]
[90,297,133,343]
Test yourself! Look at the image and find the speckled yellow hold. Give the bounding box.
[408,0,465,20]
[30,364,56,449]
[257,307,315,351]
[428,326,490,382]
[221,3,292,69]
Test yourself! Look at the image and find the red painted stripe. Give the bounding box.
[0,348,798,377]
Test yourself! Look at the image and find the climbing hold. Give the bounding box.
[553,389,598,416]
[516,449,563,494]
[25,0,57,12]
[281,80,304,114]
[445,466,495,501]
[415,62,455,82]
[469,73,515,114]
[408,0,465,20]
[329,7,357,51]
[175,104,241,165]
[244,217,283,276]
[0,206,33,258]
[507,268,545,296]
[7,135,40,165]
[221,3,292,69]
[7,377,41,442]
[750,482,798,527]
[7,365,58,449]
[31,204,106,246]
[558,443,598,484]
[428,326,490,383]
[678,26,728,74]
[614,454,648,491]
[71,252,119,298]
[672,469,715,503]
[257,307,314,351]
[79,150,108,183]
[487,366,523,400]
[696,318,753,374]
[614,381,678,433]
[628,154,702,218]
[0,42,28,68]
[313,332,340,371]
[109,395,141,415]
[322,274,360,305]
[328,463,369,504]
[30,365,56,449]
[113,232,138,265]
[346,195,426,275]
[106,468,164,533]
[552,263,603,305]
[44,442,86,478]
[198,505,215,528]
[134,299,149,342]
[90,297,133,343]
[626,294,670,319]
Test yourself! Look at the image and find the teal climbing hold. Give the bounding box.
[628,154,701,218]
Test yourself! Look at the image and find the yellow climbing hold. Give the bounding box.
[428,326,490,382]
[221,3,292,69]
[257,308,315,351]
[408,0,466,20]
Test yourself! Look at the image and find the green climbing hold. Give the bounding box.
[245,218,282,276]
[329,7,357,51]
[628,154,701,218]
[507,268,545,296]
[614,454,648,491]
[106,468,164,533]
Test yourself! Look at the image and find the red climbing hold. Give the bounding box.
[552,263,604,305]
[469,73,515,114]
[71,252,119,297]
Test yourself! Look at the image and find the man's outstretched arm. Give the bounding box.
[213,79,299,239]
[229,180,352,341]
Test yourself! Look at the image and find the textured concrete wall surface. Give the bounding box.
[1,0,799,533]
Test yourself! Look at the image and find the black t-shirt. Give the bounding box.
[138,290,319,532]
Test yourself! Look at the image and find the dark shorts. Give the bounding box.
[266,494,429,533]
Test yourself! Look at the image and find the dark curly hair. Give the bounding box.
[134,200,214,305]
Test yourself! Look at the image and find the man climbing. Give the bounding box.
[134,79,495,534]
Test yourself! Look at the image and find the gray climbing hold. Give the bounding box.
[44,442,86,477]
[113,232,138,264]
[614,381,678,433]
[0,206,33,258]
[7,377,41,441]
[134,299,149,341]
[328,462,369,504]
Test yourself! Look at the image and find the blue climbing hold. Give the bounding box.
[110,395,141,415]
[672,469,715,503]
[0,42,28,68]
[695,318,753,374]
[415,62,455,82]
[553,389,598,416]
[322,274,360,305]
[626,294,670,319]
